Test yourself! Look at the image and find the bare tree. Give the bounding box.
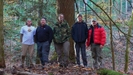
[0,0,6,68]
[109,0,115,70]
[57,0,75,63]
[124,13,133,73]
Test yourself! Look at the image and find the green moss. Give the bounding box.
[48,72,54,75]
[98,69,124,75]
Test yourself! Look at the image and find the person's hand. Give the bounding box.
[86,46,89,50]
[100,45,103,48]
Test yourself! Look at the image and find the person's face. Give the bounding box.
[77,16,82,22]
[58,15,64,22]
[92,21,97,26]
[41,18,46,26]
[27,20,32,26]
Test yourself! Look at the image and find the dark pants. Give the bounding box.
[37,41,50,65]
[54,41,70,66]
[75,42,87,66]
[91,43,102,68]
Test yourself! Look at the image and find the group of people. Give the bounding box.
[20,13,106,70]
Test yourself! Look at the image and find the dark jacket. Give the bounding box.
[71,21,88,43]
[86,24,106,46]
[35,25,53,44]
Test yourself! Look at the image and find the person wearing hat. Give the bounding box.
[20,18,36,68]
[35,17,53,69]
[71,14,88,67]
[86,18,106,69]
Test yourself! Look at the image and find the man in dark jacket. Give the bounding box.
[35,17,53,69]
[71,14,88,67]
[86,19,106,69]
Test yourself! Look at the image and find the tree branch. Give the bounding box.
[89,0,133,45]
[113,0,129,27]
[74,0,79,13]
[127,0,133,9]
[82,0,108,27]
[89,0,133,37]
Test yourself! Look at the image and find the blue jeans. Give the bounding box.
[37,41,50,65]
[75,42,87,66]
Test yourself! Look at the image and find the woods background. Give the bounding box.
[0,0,133,75]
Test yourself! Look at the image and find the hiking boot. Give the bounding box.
[84,65,88,68]
[28,64,34,69]
[63,64,68,68]
[59,64,64,67]
[42,65,45,69]
[20,64,24,68]
[74,64,80,67]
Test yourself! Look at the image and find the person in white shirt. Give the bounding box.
[20,19,36,68]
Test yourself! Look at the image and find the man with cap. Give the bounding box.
[86,18,106,69]
[71,14,88,67]
[20,18,36,68]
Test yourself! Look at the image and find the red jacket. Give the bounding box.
[86,24,106,46]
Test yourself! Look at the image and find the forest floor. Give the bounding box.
[2,47,133,75]
[4,63,98,75]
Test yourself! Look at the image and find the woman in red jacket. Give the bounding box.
[86,19,106,69]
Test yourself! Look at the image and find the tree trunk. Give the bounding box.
[124,26,132,73]
[38,0,43,18]
[36,0,44,64]
[57,0,75,63]
[124,12,133,73]
[0,0,6,68]
[110,0,115,70]
[84,0,87,22]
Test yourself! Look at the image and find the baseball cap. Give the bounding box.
[92,18,97,22]
[77,14,82,17]
[27,18,31,21]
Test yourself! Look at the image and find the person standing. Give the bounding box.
[35,17,53,69]
[20,19,36,68]
[86,19,106,69]
[53,14,71,68]
[71,14,88,67]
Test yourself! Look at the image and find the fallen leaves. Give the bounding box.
[9,63,96,75]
